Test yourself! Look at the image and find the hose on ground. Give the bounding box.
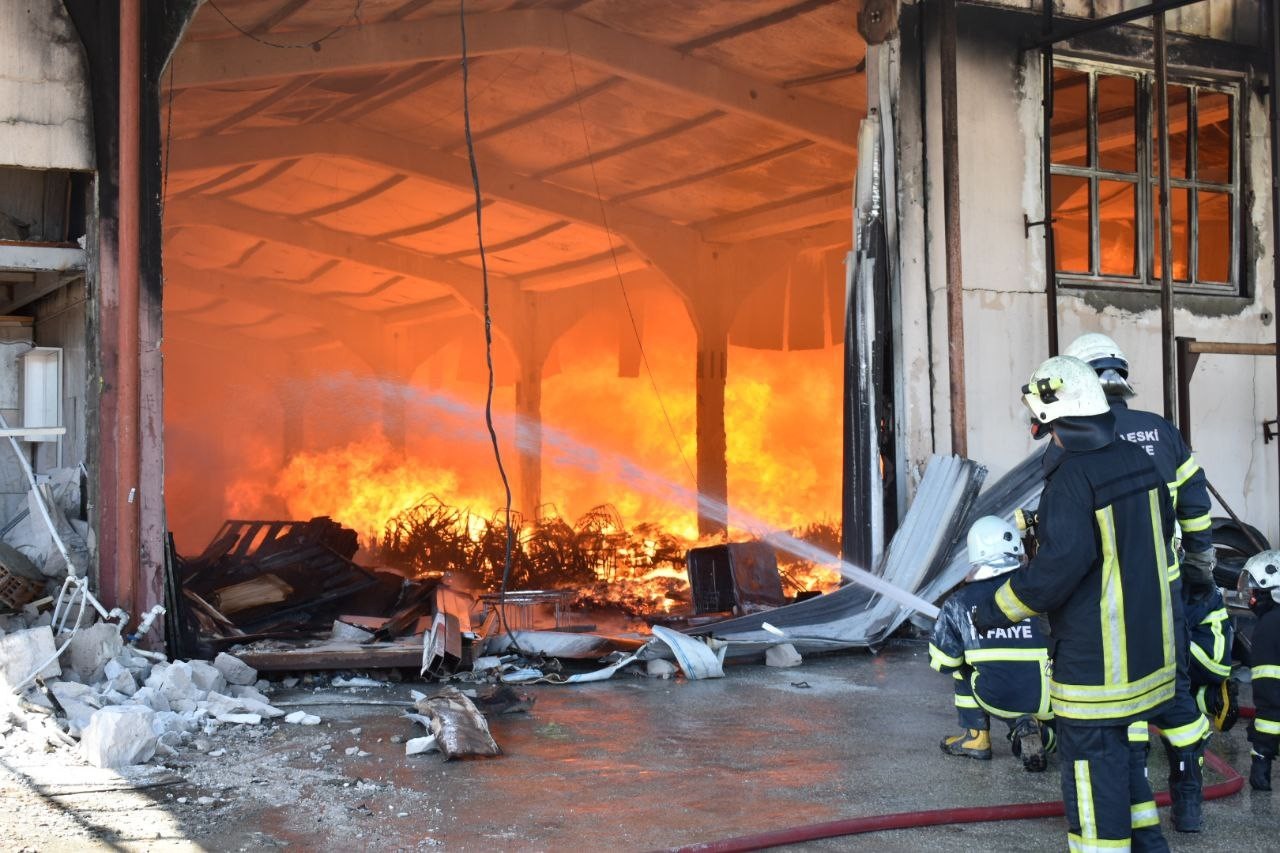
[668,718,1253,853]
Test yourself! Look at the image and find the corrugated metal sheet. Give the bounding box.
[686,454,986,652]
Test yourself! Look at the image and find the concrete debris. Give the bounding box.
[765,643,803,668]
[331,676,383,688]
[131,686,171,713]
[331,620,375,643]
[0,625,60,691]
[79,706,157,768]
[185,659,227,694]
[283,711,320,725]
[405,735,437,756]
[214,712,261,725]
[48,680,101,734]
[213,652,257,686]
[65,621,122,683]
[645,659,677,679]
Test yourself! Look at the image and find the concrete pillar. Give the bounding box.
[382,383,407,452]
[277,382,307,464]
[515,362,542,517]
[696,325,728,536]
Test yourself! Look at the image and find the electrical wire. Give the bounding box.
[459,0,521,655]
[560,25,698,489]
[208,0,363,50]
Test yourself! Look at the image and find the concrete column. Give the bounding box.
[696,326,728,536]
[382,383,407,452]
[515,362,542,517]
[278,382,308,464]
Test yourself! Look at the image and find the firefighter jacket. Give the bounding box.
[1185,584,1233,687]
[1045,399,1212,555]
[1250,595,1280,756]
[975,412,1178,725]
[929,576,1051,720]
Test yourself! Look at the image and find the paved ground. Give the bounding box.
[1,638,1277,851]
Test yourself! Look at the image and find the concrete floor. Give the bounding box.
[2,638,1278,851]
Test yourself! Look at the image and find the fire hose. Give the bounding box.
[667,716,1257,853]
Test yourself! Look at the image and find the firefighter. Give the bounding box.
[974,355,1176,852]
[1238,550,1280,791]
[1184,562,1237,734]
[930,515,1053,771]
[1060,332,1213,832]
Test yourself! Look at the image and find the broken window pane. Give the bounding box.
[1198,90,1232,184]
[1152,186,1190,282]
[1198,190,1232,283]
[1096,75,1137,174]
[1098,180,1137,277]
[1052,67,1089,167]
[1052,174,1091,274]
[1153,84,1190,179]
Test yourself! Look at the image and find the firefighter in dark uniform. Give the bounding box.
[1059,333,1213,832]
[931,515,1053,771]
[974,355,1176,852]
[1238,550,1280,791]
[1184,568,1236,733]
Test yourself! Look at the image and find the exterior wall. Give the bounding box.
[975,0,1265,46]
[0,0,93,170]
[893,4,1280,543]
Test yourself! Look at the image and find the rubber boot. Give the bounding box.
[1163,741,1205,832]
[1250,752,1273,791]
[1010,716,1047,772]
[940,728,991,760]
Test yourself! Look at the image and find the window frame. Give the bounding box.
[1049,57,1244,297]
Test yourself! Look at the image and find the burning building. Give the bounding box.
[1,1,1279,646]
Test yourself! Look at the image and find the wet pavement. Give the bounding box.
[2,638,1278,850]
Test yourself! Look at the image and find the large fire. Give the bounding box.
[170,289,845,611]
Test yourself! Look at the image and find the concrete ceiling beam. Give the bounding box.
[169,124,692,254]
[171,8,859,152]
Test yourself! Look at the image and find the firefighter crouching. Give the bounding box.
[1239,550,1280,791]
[1183,559,1237,734]
[973,356,1177,852]
[930,515,1053,770]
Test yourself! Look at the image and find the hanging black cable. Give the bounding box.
[459,0,521,654]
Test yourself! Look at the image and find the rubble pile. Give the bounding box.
[0,610,306,770]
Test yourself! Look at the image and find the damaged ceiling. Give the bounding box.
[162,0,863,352]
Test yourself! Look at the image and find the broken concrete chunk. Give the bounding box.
[159,661,196,703]
[49,680,103,735]
[765,643,803,668]
[645,659,678,679]
[0,626,61,691]
[405,735,438,756]
[228,684,271,705]
[214,712,261,725]
[284,710,321,725]
[106,667,138,696]
[213,652,257,686]
[129,686,172,713]
[332,676,383,688]
[80,706,158,768]
[280,677,299,689]
[331,620,375,643]
[185,660,227,694]
[66,622,122,683]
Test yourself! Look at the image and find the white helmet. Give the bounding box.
[1064,332,1135,398]
[1240,550,1280,604]
[1021,355,1110,425]
[966,515,1026,581]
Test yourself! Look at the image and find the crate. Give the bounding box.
[0,564,41,610]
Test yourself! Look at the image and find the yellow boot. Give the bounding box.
[940,728,992,760]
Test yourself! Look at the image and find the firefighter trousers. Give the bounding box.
[1059,721,1167,852]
